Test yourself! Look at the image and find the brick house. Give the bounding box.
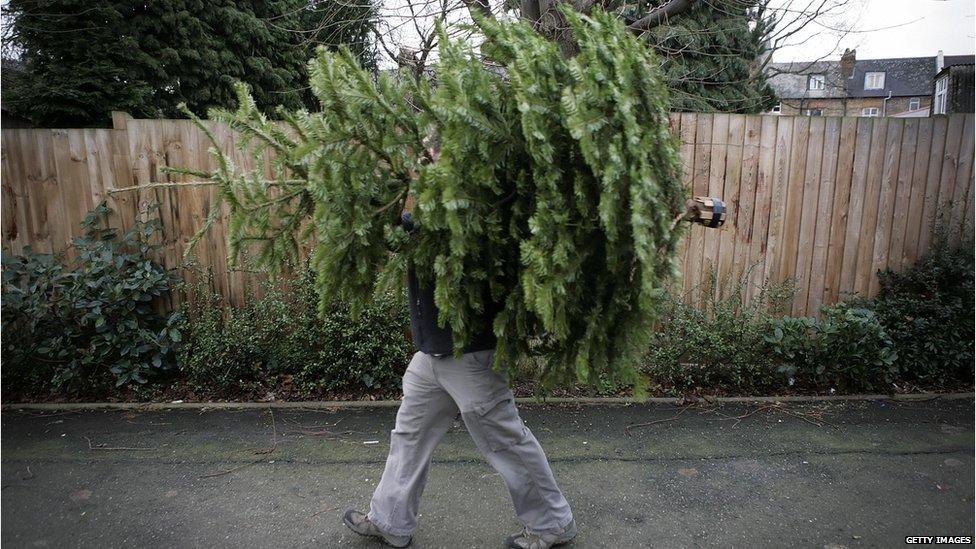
[767,50,975,117]
[933,62,975,114]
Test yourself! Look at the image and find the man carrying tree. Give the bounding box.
[343,147,578,549]
[161,10,700,547]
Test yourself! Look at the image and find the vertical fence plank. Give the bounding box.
[839,118,875,297]
[902,118,935,268]
[949,114,975,243]
[668,112,682,295]
[887,119,920,275]
[109,120,137,235]
[49,129,83,253]
[778,116,810,290]
[791,117,826,314]
[868,119,905,295]
[853,118,889,296]
[217,121,251,308]
[746,115,778,302]
[963,153,976,244]
[83,129,124,233]
[732,115,761,299]
[685,114,714,303]
[823,117,858,305]
[177,120,212,297]
[716,114,745,299]
[50,129,95,249]
[669,112,684,297]
[762,116,794,285]
[806,116,842,314]
[702,113,730,300]
[32,130,62,254]
[933,115,967,241]
[917,117,948,258]
[677,112,698,298]
[1,131,30,253]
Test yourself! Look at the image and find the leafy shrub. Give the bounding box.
[642,271,794,395]
[293,291,410,394]
[867,245,974,386]
[766,304,897,392]
[1,203,181,396]
[177,266,410,397]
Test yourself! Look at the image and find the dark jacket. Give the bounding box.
[406,267,497,356]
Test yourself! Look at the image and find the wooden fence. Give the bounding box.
[2,112,974,316]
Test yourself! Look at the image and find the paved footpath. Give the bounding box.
[1,398,973,549]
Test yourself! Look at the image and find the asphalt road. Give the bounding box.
[1,398,973,548]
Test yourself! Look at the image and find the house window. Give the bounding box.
[864,71,886,90]
[861,107,879,117]
[808,74,826,91]
[771,102,782,114]
[934,75,948,115]
[806,108,823,116]
[909,97,921,111]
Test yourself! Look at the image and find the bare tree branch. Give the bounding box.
[628,0,697,32]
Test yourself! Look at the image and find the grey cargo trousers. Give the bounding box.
[367,349,574,537]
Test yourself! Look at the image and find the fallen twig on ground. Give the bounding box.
[624,406,691,436]
[281,416,356,439]
[201,409,280,478]
[703,403,782,429]
[84,436,155,451]
[698,401,838,429]
[288,428,354,438]
[199,460,263,479]
[780,407,836,428]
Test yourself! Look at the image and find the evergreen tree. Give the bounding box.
[3,0,377,126]
[175,9,685,389]
[631,0,775,112]
[509,0,775,113]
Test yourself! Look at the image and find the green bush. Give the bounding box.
[766,304,897,392]
[1,203,181,396]
[176,267,410,397]
[642,271,794,395]
[868,245,974,386]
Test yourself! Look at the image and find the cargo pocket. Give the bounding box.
[468,388,527,452]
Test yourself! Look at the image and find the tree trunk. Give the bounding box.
[513,0,697,56]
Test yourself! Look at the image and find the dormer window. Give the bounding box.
[864,71,885,90]
[808,74,826,90]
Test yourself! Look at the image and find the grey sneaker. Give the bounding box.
[342,509,412,547]
[506,520,578,549]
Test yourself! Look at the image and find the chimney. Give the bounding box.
[840,48,856,79]
[937,50,945,72]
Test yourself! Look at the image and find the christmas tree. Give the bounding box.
[178,8,686,389]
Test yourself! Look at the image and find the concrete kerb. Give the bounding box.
[2,392,973,412]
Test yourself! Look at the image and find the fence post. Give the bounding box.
[111,111,132,131]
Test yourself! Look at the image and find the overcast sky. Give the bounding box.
[1,0,972,65]
[772,0,976,62]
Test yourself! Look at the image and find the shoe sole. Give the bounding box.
[342,515,412,548]
[507,534,576,548]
